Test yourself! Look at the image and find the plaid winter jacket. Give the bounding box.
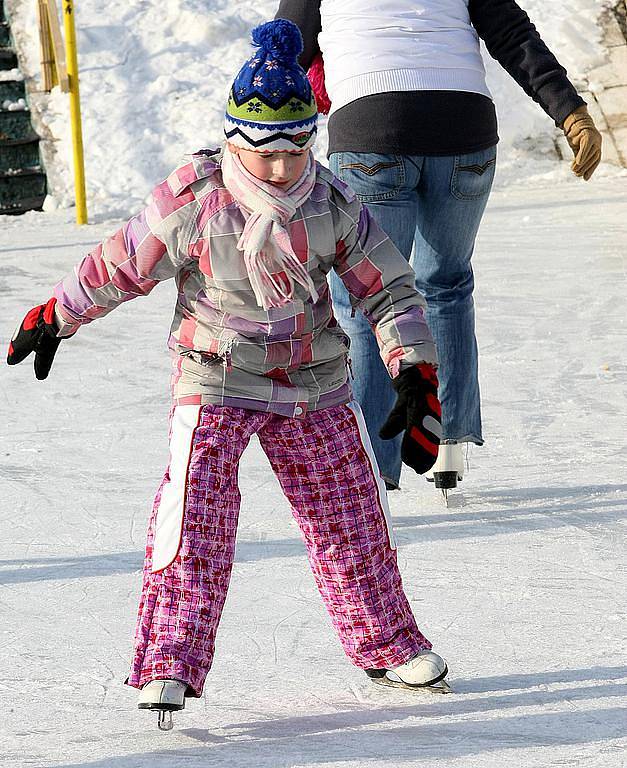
[54,149,437,418]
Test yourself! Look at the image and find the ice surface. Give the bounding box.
[2,0,626,763]
[1,176,626,767]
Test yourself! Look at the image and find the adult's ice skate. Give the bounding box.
[426,442,464,504]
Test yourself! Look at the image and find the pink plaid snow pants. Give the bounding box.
[127,402,431,696]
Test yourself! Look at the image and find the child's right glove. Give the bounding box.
[379,363,442,474]
[7,297,63,380]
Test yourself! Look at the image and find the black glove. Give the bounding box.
[7,297,63,380]
[379,363,441,474]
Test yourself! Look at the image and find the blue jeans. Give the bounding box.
[329,148,496,486]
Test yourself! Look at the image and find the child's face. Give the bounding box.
[231,146,310,187]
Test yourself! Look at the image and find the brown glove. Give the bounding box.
[562,106,602,181]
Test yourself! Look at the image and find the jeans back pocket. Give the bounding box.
[450,148,497,201]
[334,152,404,202]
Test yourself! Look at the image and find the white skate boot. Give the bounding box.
[366,650,451,693]
[426,441,464,502]
[137,679,187,731]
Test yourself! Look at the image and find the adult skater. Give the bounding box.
[7,20,449,730]
[276,0,603,492]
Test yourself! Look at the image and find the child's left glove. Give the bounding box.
[7,297,63,380]
[379,363,442,474]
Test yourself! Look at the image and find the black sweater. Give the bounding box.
[275,0,585,157]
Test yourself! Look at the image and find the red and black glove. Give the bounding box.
[7,297,62,380]
[379,363,442,474]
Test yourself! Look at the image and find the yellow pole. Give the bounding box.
[61,0,87,224]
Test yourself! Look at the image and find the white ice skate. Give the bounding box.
[366,650,451,693]
[137,679,187,731]
[426,442,464,503]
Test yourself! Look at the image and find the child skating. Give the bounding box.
[7,20,448,730]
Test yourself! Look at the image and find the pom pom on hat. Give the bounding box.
[225,19,318,153]
[251,19,304,63]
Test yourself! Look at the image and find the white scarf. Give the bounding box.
[221,148,319,310]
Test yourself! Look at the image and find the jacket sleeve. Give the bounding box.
[274,0,321,69]
[469,0,585,126]
[329,185,437,377]
[52,178,197,334]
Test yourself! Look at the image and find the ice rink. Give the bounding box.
[1,176,626,767]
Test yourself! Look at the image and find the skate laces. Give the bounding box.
[406,651,430,669]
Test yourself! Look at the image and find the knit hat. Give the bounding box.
[224,19,318,152]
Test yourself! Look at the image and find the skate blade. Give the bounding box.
[158,711,174,731]
[371,676,452,694]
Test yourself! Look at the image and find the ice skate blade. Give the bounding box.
[371,676,452,694]
[158,711,174,731]
[138,701,184,711]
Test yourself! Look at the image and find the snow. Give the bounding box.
[1,97,27,110]
[0,67,23,81]
[1,176,626,766]
[5,0,622,216]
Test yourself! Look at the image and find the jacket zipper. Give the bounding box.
[220,338,235,373]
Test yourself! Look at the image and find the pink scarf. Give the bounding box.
[221,148,318,310]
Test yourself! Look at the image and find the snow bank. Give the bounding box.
[6,0,614,216]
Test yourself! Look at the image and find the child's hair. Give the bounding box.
[224,19,318,153]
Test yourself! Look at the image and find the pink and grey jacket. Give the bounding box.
[54,149,437,418]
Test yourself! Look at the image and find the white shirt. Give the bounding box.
[319,0,492,115]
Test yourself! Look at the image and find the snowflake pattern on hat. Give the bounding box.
[225,19,318,152]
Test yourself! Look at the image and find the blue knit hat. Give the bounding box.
[224,19,318,152]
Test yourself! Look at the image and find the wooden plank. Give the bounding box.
[37,0,57,91]
[43,0,69,92]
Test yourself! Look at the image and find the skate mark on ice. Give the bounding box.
[271,607,305,664]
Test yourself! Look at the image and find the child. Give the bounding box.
[7,20,448,729]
